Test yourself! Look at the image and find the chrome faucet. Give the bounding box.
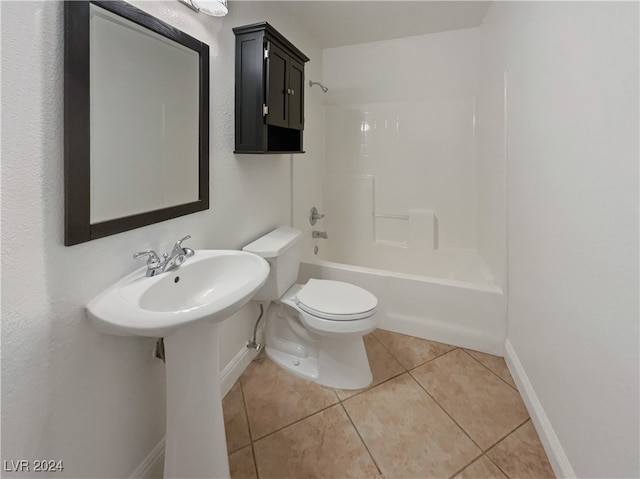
[312,230,328,239]
[134,235,195,277]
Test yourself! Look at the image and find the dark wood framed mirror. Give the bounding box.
[64,0,210,246]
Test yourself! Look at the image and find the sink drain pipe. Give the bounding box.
[153,338,166,362]
[247,301,271,351]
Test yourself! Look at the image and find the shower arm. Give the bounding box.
[308,80,329,93]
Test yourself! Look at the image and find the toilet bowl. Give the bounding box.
[243,227,379,389]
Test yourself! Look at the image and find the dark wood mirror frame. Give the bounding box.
[64,0,210,246]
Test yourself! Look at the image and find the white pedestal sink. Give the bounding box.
[87,250,270,478]
[164,320,225,478]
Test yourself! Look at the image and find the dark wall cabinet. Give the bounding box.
[233,22,309,154]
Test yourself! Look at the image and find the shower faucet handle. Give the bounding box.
[309,206,325,225]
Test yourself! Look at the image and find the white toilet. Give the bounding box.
[243,226,379,389]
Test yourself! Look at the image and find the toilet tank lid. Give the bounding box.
[242,226,303,258]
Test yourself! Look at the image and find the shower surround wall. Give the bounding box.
[306,28,506,355]
[321,28,495,282]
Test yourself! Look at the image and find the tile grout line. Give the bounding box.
[225,382,252,455]
[486,418,532,455]
[345,335,506,475]
[486,452,512,479]
[240,359,385,478]
[335,370,406,402]
[447,453,512,479]
[366,333,490,477]
[337,363,486,478]
[447,453,486,479]
[370,331,416,371]
[484,419,536,479]
[406,368,485,454]
[238,377,256,443]
[237,356,341,442]
[368,332,405,370]
[409,345,460,370]
[409,348,532,442]
[338,401,384,477]
[342,339,458,402]
[460,348,519,392]
[238,378,261,479]
[372,330,461,371]
[375,329,517,393]
[410,366,532,457]
[249,400,341,443]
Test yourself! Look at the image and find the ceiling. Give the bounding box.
[275,1,492,49]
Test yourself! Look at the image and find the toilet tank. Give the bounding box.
[242,226,303,301]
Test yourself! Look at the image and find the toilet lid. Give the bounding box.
[296,279,377,321]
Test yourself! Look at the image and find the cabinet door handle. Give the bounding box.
[291,89,295,96]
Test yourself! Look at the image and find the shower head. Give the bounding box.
[309,80,329,93]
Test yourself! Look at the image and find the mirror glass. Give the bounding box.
[64,0,210,245]
[90,5,200,223]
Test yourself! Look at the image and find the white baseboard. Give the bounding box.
[504,339,575,478]
[130,336,261,478]
[129,437,165,479]
[220,337,260,398]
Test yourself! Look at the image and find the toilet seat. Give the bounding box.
[295,279,378,321]
[279,282,378,337]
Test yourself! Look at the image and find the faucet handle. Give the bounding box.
[133,250,161,265]
[177,235,191,246]
[172,235,194,258]
[309,207,325,225]
[172,235,191,251]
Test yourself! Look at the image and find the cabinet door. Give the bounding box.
[235,31,265,152]
[266,42,289,128]
[288,59,304,130]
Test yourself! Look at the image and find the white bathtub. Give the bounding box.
[298,254,506,356]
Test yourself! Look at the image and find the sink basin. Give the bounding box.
[88,249,270,337]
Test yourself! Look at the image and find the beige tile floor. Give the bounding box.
[222,329,555,479]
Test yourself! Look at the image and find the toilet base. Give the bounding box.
[265,303,374,390]
[266,335,373,390]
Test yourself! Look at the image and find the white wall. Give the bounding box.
[320,29,483,267]
[479,2,639,477]
[1,1,322,477]
[323,28,480,106]
[288,14,326,263]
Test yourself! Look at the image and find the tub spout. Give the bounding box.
[312,231,328,239]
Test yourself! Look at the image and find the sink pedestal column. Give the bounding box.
[163,320,229,478]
